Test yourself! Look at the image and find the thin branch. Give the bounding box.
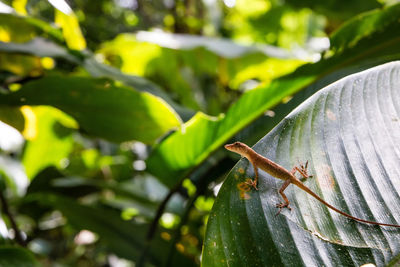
[0,189,25,246]
[148,180,184,241]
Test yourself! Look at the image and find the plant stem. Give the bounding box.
[164,190,200,266]
[0,189,25,246]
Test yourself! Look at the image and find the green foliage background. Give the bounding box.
[0,0,399,266]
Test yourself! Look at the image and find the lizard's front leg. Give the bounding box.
[245,159,259,190]
[276,179,292,216]
[292,161,313,180]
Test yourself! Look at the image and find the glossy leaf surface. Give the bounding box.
[202,61,400,266]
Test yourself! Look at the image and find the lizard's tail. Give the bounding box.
[293,181,400,228]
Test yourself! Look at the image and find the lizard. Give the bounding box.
[225,141,400,227]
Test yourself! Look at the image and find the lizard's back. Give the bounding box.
[250,152,293,181]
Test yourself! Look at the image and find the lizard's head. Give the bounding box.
[224,142,249,157]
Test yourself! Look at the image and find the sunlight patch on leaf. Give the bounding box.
[55,9,86,50]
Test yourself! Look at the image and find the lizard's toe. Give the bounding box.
[245,178,258,190]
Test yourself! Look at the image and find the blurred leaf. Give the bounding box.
[30,193,195,266]
[54,9,86,50]
[99,33,303,113]
[224,1,326,49]
[26,167,89,198]
[135,31,293,59]
[26,168,184,219]
[0,12,193,119]
[0,13,65,77]
[0,14,38,43]
[0,53,42,76]
[202,61,400,266]
[0,246,40,267]
[226,56,303,90]
[0,38,80,63]
[0,38,192,120]
[98,34,201,110]
[83,57,194,121]
[0,13,63,43]
[146,3,400,187]
[22,106,75,179]
[285,0,380,22]
[0,75,182,143]
[51,175,155,203]
[0,38,189,116]
[51,176,160,217]
[329,3,400,53]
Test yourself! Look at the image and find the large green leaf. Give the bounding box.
[83,57,194,120]
[202,61,400,266]
[0,76,181,143]
[0,38,192,119]
[146,3,400,187]
[0,13,193,120]
[0,246,40,267]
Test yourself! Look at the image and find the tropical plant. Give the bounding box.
[0,0,399,266]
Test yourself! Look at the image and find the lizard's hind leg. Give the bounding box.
[275,179,292,216]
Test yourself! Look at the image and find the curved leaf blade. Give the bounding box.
[0,13,192,120]
[203,61,400,266]
[329,3,400,53]
[0,76,181,143]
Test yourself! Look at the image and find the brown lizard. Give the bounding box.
[225,141,400,227]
